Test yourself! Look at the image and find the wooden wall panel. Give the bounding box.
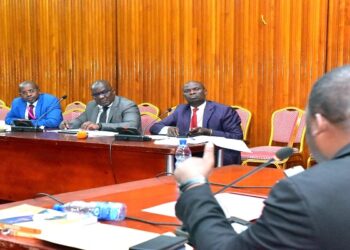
[116,0,328,147]
[326,0,350,70]
[0,0,117,107]
[0,0,347,155]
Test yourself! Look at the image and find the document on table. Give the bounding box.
[143,193,265,222]
[50,129,117,137]
[154,136,251,153]
[0,204,192,250]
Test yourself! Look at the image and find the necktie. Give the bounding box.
[99,106,109,123]
[28,104,35,120]
[190,107,198,129]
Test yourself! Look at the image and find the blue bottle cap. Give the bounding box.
[179,139,187,145]
[53,204,64,212]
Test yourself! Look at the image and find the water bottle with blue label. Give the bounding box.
[175,139,192,168]
[53,201,126,221]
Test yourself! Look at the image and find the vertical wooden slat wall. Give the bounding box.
[0,0,117,106]
[0,0,348,149]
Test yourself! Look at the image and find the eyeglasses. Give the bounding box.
[92,89,111,98]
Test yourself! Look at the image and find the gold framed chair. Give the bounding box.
[0,99,6,107]
[0,105,10,120]
[241,107,306,169]
[62,108,85,122]
[138,103,160,117]
[167,105,177,116]
[65,101,86,112]
[231,105,252,141]
[306,155,317,168]
[141,112,161,135]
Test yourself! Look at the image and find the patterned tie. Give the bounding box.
[99,106,109,123]
[28,104,35,120]
[190,107,198,129]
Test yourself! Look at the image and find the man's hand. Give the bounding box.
[81,121,100,130]
[60,121,70,129]
[188,127,212,136]
[167,127,179,137]
[174,142,215,184]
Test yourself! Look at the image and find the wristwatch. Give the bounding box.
[178,176,208,193]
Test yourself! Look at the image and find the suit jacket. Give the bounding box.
[5,93,63,128]
[150,101,243,165]
[176,144,350,250]
[67,96,141,132]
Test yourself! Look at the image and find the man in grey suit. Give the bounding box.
[60,80,141,132]
[174,65,350,249]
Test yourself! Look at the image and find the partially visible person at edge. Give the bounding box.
[150,80,243,165]
[5,80,63,128]
[174,65,350,249]
[60,80,141,132]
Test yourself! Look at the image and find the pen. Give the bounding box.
[0,223,42,235]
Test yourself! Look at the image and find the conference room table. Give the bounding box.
[0,165,285,249]
[0,131,204,201]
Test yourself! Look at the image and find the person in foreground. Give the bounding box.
[175,65,350,249]
[60,80,141,132]
[150,80,243,165]
[5,80,63,128]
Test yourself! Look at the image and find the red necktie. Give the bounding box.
[190,107,198,129]
[28,104,35,120]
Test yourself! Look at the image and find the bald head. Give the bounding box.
[19,80,40,104]
[183,81,207,107]
[308,65,350,129]
[91,80,116,107]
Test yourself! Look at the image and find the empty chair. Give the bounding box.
[231,105,252,141]
[138,103,159,116]
[0,105,10,120]
[141,112,160,135]
[65,101,86,112]
[62,108,85,122]
[241,107,306,169]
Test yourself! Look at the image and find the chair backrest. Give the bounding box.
[138,103,159,116]
[231,105,252,141]
[0,105,10,120]
[0,99,6,106]
[141,112,160,135]
[62,108,85,121]
[168,105,177,116]
[65,101,86,112]
[269,107,306,152]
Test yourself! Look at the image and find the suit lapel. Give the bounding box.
[106,97,119,122]
[180,105,191,133]
[203,101,215,128]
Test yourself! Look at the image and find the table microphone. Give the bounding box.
[214,147,294,194]
[115,107,172,141]
[33,95,68,128]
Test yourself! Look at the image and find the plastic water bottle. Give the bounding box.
[175,139,192,168]
[53,201,126,221]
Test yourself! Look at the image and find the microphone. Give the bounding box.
[115,107,172,141]
[11,95,67,132]
[33,95,67,129]
[213,147,294,194]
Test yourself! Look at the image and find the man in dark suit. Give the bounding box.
[5,80,63,128]
[150,81,243,165]
[60,80,141,132]
[174,65,350,249]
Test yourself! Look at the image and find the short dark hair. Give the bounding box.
[18,80,39,92]
[308,65,350,127]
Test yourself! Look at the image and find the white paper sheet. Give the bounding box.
[143,193,265,222]
[154,135,251,153]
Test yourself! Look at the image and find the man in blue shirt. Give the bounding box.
[5,80,63,128]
